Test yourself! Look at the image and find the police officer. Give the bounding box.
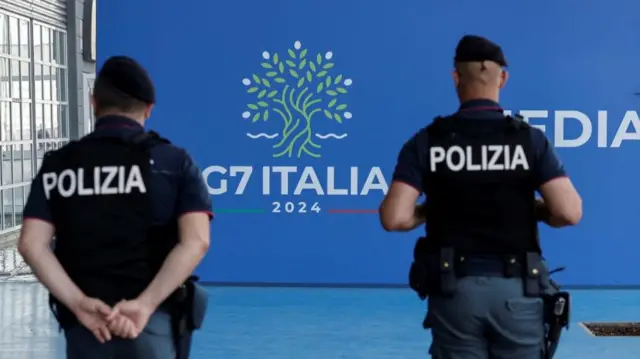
[379,35,582,359]
[18,56,212,359]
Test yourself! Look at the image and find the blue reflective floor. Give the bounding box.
[1,283,639,359]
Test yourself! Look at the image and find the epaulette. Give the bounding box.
[146,130,171,144]
[506,114,529,130]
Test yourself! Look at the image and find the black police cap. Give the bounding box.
[454,35,508,67]
[97,56,156,104]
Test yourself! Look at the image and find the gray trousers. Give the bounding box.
[64,310,176,359]
[426,277,546,359]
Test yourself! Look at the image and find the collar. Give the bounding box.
[95,115,144,130]
[458,99,503,113]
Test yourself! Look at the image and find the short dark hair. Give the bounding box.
[92,77,148,116]
[454,61,502,86]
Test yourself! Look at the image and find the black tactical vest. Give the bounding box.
[424,115,540,255]
[43,131,176,306]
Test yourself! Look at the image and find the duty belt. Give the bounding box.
[420,248,547,297]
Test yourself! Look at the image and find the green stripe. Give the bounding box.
[215,209,265,214]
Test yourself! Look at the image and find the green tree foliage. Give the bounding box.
[244,42,351,158]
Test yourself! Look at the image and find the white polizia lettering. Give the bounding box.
[429,145,529,172]
[42,165,147,199]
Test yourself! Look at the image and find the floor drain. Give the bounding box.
[581,322,640,336]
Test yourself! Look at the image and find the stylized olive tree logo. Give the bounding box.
[242,40,353,158]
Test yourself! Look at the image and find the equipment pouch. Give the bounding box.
[409,237,436,300]
[409,261,429,300]
[408,239,458,298]
[524,252,543,297]
[439,247,457,296]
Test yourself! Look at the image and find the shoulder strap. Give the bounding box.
[505,114,530,131]
[129,130,171,151]
[76,130,170,151]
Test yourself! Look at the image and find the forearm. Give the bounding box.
[544,216,570,228]
[535,199,569,228]
[405,214,426,231]
[389,204,426,232]
[21,246,84,309]
[138,241,207,310]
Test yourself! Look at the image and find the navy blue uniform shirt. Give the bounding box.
[24,115,213,224]
[392,99,566,192]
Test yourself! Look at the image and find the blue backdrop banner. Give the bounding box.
[98,0,640,286]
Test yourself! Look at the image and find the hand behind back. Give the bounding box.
[71,296,146,341]
[71,296,116,343]
[107,299,154,338]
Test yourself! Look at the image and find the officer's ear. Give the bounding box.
[498,69,509,89]
[452,69,461,88]
[144,104,154,120]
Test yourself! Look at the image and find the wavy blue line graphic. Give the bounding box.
[315,133,348,140]
[246,133,279,139]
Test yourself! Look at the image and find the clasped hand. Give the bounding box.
[71,296,153,344]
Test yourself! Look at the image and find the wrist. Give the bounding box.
[137,292,160,312]
[66,292,87,314]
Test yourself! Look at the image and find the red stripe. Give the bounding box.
[327,209,377,214]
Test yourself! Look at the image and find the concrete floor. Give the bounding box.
[2,247,639,359]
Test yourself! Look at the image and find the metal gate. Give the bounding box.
[0,0,66,28]
[0,0,69,280]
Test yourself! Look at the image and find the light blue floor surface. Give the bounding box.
[1,283,639,358]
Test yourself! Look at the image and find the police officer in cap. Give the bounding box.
[18,56,212,358]
[379,35,582,358]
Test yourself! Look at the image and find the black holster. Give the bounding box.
[409,244,459,299]
[542,288,570,359]
[172,276,209,359]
